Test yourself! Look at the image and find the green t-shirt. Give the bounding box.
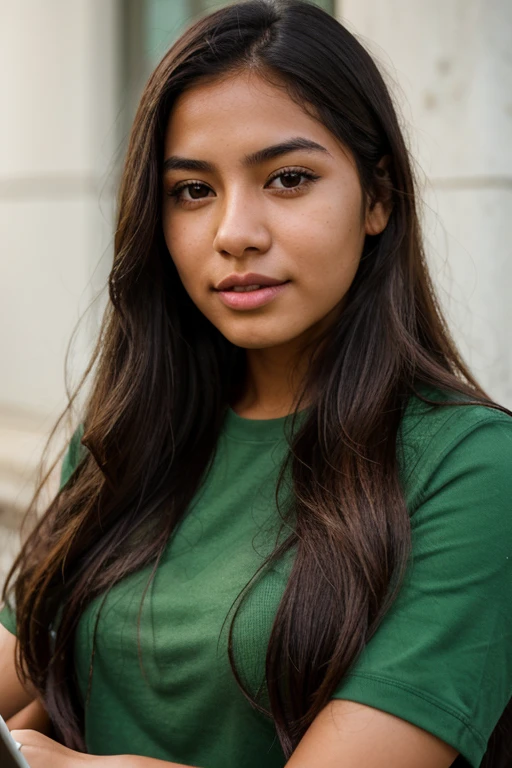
[2,388,512,768]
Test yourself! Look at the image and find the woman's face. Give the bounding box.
[162,70,388,351]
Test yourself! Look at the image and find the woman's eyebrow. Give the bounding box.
[163,137,332,173]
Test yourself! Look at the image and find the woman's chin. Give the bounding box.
[216,323,304,351]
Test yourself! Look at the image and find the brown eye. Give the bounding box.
[168,181,213,204]
[279,172,302,188]
[187,183,210,199]
[265,168,320,193]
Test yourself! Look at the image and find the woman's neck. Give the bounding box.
[232,343,309,420]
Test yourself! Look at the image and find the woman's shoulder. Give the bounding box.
[398,382,512,511]
[336,385,512,767]
[401,381,512,434]
[60,423,86,489]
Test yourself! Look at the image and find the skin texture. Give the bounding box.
[0,623,36,719]
[3,72,459,767]
[161,69,388,418]
[6,699,52,735]
[8,730,191,768]
[285,699,458,767]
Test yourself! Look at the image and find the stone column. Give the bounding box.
[0,0,121,578]
[338,0,512,407]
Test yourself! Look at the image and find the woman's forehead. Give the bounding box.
[168,72,308,132]
[163,71,346,165]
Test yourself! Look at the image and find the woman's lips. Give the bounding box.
[216,282,289,310]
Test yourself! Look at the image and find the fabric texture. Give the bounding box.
[1,387,512,768]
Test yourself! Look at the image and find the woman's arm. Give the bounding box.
[0,622,37,720]
[285,699,459,768]
[10,705,459,768]
[110,706,458,768]
[6,698,53,735]
[8,731,199,768]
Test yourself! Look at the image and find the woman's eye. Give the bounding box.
[169,182,212,203]
[167,168,320,206]
[267,170,319,190]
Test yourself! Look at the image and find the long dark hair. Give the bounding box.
[3,1,511,764]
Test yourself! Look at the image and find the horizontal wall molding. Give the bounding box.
[0,175,118,200]
[430,176,512,191]
[1,174,510,200]
[0,174,512,202]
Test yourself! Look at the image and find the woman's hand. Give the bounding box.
[8,731,193,768]
[9,730,93,767]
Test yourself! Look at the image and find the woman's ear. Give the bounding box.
[365,155,393,236]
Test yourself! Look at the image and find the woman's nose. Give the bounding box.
[212,189,272,259]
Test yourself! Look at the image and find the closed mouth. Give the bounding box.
[223,283,289,292]
[221,280,290,293]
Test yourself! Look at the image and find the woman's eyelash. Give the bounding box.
[166,167,321,205]
[267,167,321,189]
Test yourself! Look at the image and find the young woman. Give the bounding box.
[1,1,511,766]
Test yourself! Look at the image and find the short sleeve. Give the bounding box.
[0,424,86,635]
[0,600,17,634]
[331,411,512,768]
[60,423,86,488]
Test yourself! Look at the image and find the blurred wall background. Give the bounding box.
[1,0,511,580]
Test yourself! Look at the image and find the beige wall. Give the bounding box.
[0,0,120,415]
[340,0,512,406]
[0,0,121,579]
